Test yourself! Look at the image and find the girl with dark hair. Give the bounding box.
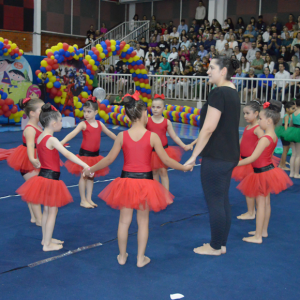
[61,96,117,209]
[7,98,44,226]
[227,18,234,30]
[185,57,241,255]
[235,17,245,33]
[17,104,90,252]
[83,91,192,267]
[237,100,293,244]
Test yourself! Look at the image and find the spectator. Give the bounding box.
[115,59,124,73]
[234,46,242,60]
[180,36,191,50]
[161,23,167,35]
[87,25,95,37]
[228,35,238,50]
[187,27,195,40]
[251,51,264,76]
[293,24,300,38]
[193,55,202,66]
[219,43,233,58]
[235,17,245,33]
[211,19,221,30]
[161,47,170,61]
[271,15,283,33]
[100,23,108,36]
[249,17,256,29]
[264,54,275,73]
[274,57,289,73]
[145,47,155,60]
[156,22,162,34]
[192,19,200,33]
[139,37,149,53]
[117,65,130,91]
[160,57,171,73]
[158,36,169,52]
[214,28,222,40]
[290,66,300,96]
[208,45,217,58]
[196,36,204,49]
[85,34,95,46]
[262,26,271,43]
[227,18,234,30]
[281,26,290,40]
[243,24,257,42]
[142,15,147,21]
[282,32,293,50]
[255,34,264,50]
[236,28,244,46]
[99,65,106,73]
[114,90,123,105]
[254,67,274,100]
[178,19,188,34]
[202,56,209,71]
[179,56,187,73]
[292,44,300,59]
[241,37,252,52]
[279,45,291,62]
[285,14,296,31]
[170,26,180,40]
[168,21,174,33]
[149,36,158,49]
[168,47,179,64]
[175,66,192,98]
[233,67,246,92]
[163,29,170,42]
[189,46,198,65]
[289,55,300,74]
[272,63,290,100]
[145,54,156,74]
[271,24,281,36]
[216,34,227,52]
[181,45,190,61]
[292,32,300,47]
[155,46,162,58]
[198,44,208,59]
[150,15,157,32]
[222,20,230,32]
[256,15,266,33]
[170,37,180,51]
[135,43,145,59]
[297,15,300,28]
[240,55,250,74]
[225,28,236,41]
[204,33,216,51]
[268,32,281,56]
[94,30,101,39]
[180,29,187,43]
[195,1,206,25]
[246,42,260,63]
[243,68,257,100]
[261,44,269,60]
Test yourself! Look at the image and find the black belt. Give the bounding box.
[253,164,274,173]
[121,170,153,180]
[38,168,61,180]
[152,144,168,152]
[241,156,247,159]
[293,124,300,128]
[79,148,99,157]
[23,143,36,149]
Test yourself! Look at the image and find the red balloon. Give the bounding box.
[125,55,130,60]
[0,99,5,106]
[64,109,70,116]
[145,79,149,84]
[128,65,132,69]
[53,59,58,64]
[81,98,87,104]
[94,50,99,56]
[63,43,69,51]
[133,65,138,70]
[87,85,93,90]
[91,47,97,51]
[133,77,138,81]
[105,40,111,47]
[112,113,117,119]
[10,50,15,56]
[57,90,62,96]
[4,39,8,45]
[51,87,58,95]
[53,64,59,70]
[0,109,3,116]
[48,59,54,65]
[142,92,147,97]
[11,105,18,114]
[46,65,52,71]
[5,98,13,105]
[35,70,41,76]
[4,111,11,118]
[130,52,135,57]
[139,64,144,69]
[67,100,72,106]
[83,59,88,65]
[99,104,106,111]
[47,52,53,58]
[107,47,111,53]
[139,79,145,83]
[116,50,121,56]
[87,64,92,70]
[2,104,9,112]
[146,94,152,99]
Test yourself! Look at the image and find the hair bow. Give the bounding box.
[87,95,97,103]
[23,97,31,104]
[51,105,58,112]
[154,94,165,100]
[263,102,270,109]
[122,90,140,101]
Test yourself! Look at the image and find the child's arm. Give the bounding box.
[284,114,290,130]
[167,120,192,151]
[24,127,40,168]
[83,132,123,177]
[238,137,270,166]
[152,133,193,171]
[48,137,89,169]
[254,126,264,138]
[100,122,117,140]
[60,122,85,145]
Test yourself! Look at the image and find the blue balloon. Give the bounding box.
[53,81,61,88]
[136,60,142,65]
[102,99,109,106]
[101,42,107,49]
[51,70,56,75]
[100,118,105,123]
[37,78,42,83]
[69,112,74,118]
[88,50,94,55]
[137,74,142,79]
[59,105,64,110]
[54,55,59,60]
[95,115,100,120]
[71,52,75,56]
[17,105,21,111]
[125,62,129,65]
[113,51,117,56]
[143,74,148,79]
[90,74,94,79]
[116,40,120,45]
[0,42,4,48]
[75,117,80,123]
[65,51,70,57]
[1,93,7,100]
[92,54,97,60]
[3,48,8,53]
[79,49,84,54]
[103,49,108,55]
[141,88,146,93]
[131,61,136,66]
[95,61,100,66]
[132,73,137,78]
[8,104,13,110]
[116,46,120,51]
[54,51,59,55]
[87,90,91,95]
[146,89,151,94]
[136,86,141,91]
[83,86,88,92]
[45,78,49,83]
[186,113,191,119]
[86,69,91,75]
[121,52,126,58]
[127,48,133,55]
[59,49,65,55]
[40,67,46,73]
[0,50,3,56]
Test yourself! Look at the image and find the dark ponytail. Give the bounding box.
[39,103,61,127]
[123,96,146,123]
[212,56,240,80]
[263,100,281,125]
[282,100,295,110]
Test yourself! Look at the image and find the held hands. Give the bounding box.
[82,165,94,178]
[183,143,194,151]
[183,156,197,172]
[32,158,41,169]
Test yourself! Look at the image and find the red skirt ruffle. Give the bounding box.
[151,146,184,170]
[0,148,16,161]
[16,176,73,207]
[237,167,293,197]
[7,145,38,173]
[99,178,174,212]
[64,155,109,177]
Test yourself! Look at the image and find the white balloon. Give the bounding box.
[93,87,106,102]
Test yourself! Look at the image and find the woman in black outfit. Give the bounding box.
[185,56,240,255]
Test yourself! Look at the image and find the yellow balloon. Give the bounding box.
[41,60,48,67]
[108,52,112,57]
[92,65,98,71]
[46,82,53,89]
[50,76,56,83]
[130,69,134,73]
[46,71,52,78]
[81,92,88,98]
[79,111,84,118]
[73,44,78,49]
[9,114,14,119]
[104,114,109,121]
[99,111,106,118]
[46,49,51,54]
[145,84,151,89]
[100,53,105,59]
[38,73,42,79]
[57,42,63,49]
[141,69,147,74]
[54,96,61,103]
[128,58,133,63]
[88,80,93,85]
[133,56,139,61]
[3,52,9,56]
[135,69,140,74]
[147,102,152,107]
[75,109,80,117]
[85,55,91,60]
[14,117,21,123]
[62,92,67,98]
[135,81,140,86]
[111,46,116,52]
[112,120,117,125]
[68,46,74,52]
[110,40,116,46]
[73,96,78,105]
[11,43,17,49]
[143,97,148,102]
[0,37,4,42]
[140,83,145,88]
[76,102,82,109]
[89,59,95,65]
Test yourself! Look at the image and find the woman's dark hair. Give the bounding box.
[282,100,295,110]
[250,17,256,25]
[263,100,282,125]
[294,95,300,106]
[19,98,44,117]
[212,56,240,80]
[237,17,245,26]
[123,96,146,122]
[245,99,261,114]
[83,100,98,111]
[108,65,115,73]
[39,103,61,127]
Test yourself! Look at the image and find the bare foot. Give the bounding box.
[248,231,268,238]
[293,174,300,179]
[242,236,263,244]
[80,201,94,209]
[43,242,63,251]
[137,256,151,268]
[42,238,64,245]
[221,246,226,254]
[193,243,222,256]
[237,212,256,220]
[289,173,294,178]
[117,253,128,265]
[282,166,290,171]
[86,199,98,207]
[30,218,36,224]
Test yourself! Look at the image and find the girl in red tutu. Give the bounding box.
[62,96,116,208]
[146,94,193,190]
[83,92,192,267]
[237,100,293,244]
[17,104,90,252]
[7,97,44,226]
[232,100,264,220]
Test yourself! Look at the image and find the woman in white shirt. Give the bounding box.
[262,26,271,43]
[163,29,170,42]
[240,56,250,74]
[263,54,275,74]
[228,35,238,50]
[145,47,155,60]
[168,47,179,64]
[289,55,300,74]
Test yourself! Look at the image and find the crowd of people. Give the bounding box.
[85,24,108,46]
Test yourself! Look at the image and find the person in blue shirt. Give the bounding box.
[160,57,171,73]
[268,32,281,56]
[243,24,257,43]
[253,66,274,99]
[233,68,246,92]
[198,44,208,60]
[177,19,188,34]
[204,34,216,51]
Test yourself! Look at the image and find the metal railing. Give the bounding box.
[97,73,300,106]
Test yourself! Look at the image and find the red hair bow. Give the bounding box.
[122,90,141,101]
[51,105,58,112]
[23,97,31,104]
[154,94,165,100]
[263,102,270,109]
[87,95,97,103]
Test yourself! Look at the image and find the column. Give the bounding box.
[208,0,228,24]
[33,0,41,55]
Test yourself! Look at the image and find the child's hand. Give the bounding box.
[32,158,41,169]
[82,165,94,178]
[184,144,193,151]
[183,164,194,172]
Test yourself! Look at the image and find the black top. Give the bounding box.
[200,87,240,163]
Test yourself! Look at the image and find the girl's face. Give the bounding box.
[241,56,245,63]
[52,115,63,132]
[83,106,97,121]
[258,110,271,130]
[119,91,122,97]
[264,67,270,75]
[287,105,296,114]
[30,102,44,120]
[207,59,224,84]
[243,106,258,123]
[151,99,164,116]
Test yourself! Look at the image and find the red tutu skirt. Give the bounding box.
[99,178,174,212]
[0,148,16,161]
[232,156,280,182]
[65,155,109,177]
[151,146,184,170]
[237,167,293,197]
[17,176,73,207]
[7,145,38,173]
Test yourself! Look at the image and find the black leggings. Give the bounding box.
[201,157,236,250]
